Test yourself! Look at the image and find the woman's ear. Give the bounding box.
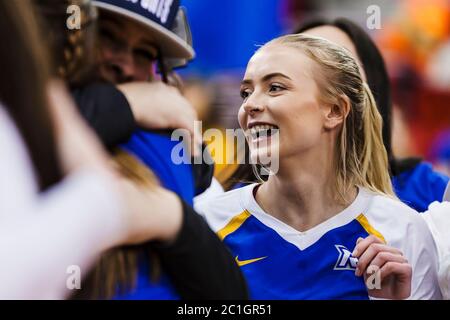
[323,94,351,130]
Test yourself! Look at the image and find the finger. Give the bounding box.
[186,109,202,159]
[194,123,203,159]
[370,251,408,270]
[352,235,384,258]
[167,72,184,93]
[355,243,403,276]
[185,128,195,159]
[379,261,412,283]
[180,117,200,159]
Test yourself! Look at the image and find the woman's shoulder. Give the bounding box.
[196,184,253,213]
[365,189,418,216]
[194,184,255,231]
[361,189,430,242]
[360,189,442,299]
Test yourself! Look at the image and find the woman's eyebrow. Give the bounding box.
[101,15,123,28]
[241,72,292,85]
[261,72,292,82]
[139,40,158,52]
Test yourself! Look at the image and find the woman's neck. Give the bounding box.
[255,152,357,232]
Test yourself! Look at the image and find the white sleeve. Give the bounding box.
[0,106,126,299]
[194,178,224,213]
[405,213,443,299]
[366,194,442,300]
[0,107,39,219]
[0,170,126,300]
[421,201,450,299]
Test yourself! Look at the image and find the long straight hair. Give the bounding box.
[262,34,394,200]
[0,0,62,190]
[294,18,400,175]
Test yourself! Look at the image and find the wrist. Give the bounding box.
[116,84,141,123]
[154,189,183,242]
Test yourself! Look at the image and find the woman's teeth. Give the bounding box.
[249,125,279,139]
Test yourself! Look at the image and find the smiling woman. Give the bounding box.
[239,35,393,200]
[97,9,159,83]
[196,34,442,300]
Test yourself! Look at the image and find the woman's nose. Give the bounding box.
[243,98,264,115]
[117,54,137,80]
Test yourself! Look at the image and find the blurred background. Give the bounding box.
[179,0,450,176]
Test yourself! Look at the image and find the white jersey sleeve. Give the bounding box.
[363,193,442,299]
[193,178,225,212]
[0,105,125,299]
[195,185,249,233]
[421,201,450,299]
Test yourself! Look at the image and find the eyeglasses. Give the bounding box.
[98,27,159,70]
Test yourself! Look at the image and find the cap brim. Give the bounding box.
[93,1,195,60]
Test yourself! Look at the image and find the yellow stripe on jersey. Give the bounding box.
[356,213,386,244]
[217,210,252,241]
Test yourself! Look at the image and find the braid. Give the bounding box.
[35,0,98,86]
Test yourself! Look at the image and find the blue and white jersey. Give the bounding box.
[196,184,442,300]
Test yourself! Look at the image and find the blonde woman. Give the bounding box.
[196,34,441,299]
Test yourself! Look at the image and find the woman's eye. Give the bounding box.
[99,29,123,52]
[269,84,284,93]
[240,89,251,100]
[134,49,157,63]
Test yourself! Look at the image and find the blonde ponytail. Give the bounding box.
[72,151,162,299]
[360,83,394,196]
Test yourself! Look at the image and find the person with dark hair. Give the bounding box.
[34,0,248,300]
[294,17,449,213]
[36,0,201,152]
[0,0,188,299]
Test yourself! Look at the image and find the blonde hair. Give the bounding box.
[73,151,162,299]
[260,34,394,200]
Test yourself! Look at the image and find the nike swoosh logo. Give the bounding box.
[235,256,267,267]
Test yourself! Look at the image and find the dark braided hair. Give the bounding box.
[35,0,98,87]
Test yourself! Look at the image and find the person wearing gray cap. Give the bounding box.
[35,0,248,300]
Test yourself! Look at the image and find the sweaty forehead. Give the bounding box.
[244,45,314,81]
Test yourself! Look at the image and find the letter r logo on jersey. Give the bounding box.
[334,245,358,271]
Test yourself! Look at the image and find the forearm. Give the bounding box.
[71,82,136,149]
[153,200,248,299]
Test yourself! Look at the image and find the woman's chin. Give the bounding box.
[249,144,279,166]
